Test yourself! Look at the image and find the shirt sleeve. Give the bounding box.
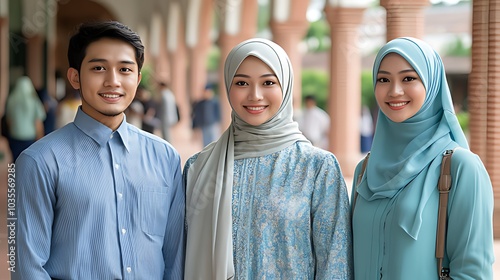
[12,153,54,280]
[447,149,495,279]
[311,154,354,279]
[163,152,186,280]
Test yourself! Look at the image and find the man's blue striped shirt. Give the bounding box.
[13,108,185,279]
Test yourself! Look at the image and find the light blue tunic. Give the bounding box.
[351,148,494,279]
[184,142,353,279]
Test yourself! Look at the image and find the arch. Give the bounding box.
[55,0,116,74]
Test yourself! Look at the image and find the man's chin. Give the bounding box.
[101,111,124,117]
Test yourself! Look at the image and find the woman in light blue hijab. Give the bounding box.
[184,38,353,279]
[351,37,494,279]
[6,76,46,161]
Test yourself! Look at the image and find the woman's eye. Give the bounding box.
[235,81,247,86]
[377,77,389,83]
[403,77,417,82]
[263,81,275,86]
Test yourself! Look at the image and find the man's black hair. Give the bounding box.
[304,94,316,102]
[67,21,145,73]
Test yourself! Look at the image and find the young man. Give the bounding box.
[13,21,185,279]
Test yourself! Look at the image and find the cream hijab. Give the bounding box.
[184,38,308,279]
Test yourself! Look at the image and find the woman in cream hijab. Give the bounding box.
[184,38,353,279]
[351,37,494,279]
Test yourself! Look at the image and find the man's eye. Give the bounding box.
[93,66,105,71]
[121,68,132,72]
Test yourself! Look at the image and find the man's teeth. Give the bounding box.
[102,94,120,98]
[389,102,408,107]
[247,106,265,111]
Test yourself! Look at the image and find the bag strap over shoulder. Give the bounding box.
[352,150,455,279]
[436,149,454,279]
[352,152,370,215]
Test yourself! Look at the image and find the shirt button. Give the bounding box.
[117,192,123,199]
[115,164,120,170]
[110,134,114,139]
[121,228,126,235]
[126,267,132,273]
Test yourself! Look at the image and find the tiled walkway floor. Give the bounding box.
[1,121,499,279]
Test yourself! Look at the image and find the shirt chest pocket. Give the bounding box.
[140,186,170,236]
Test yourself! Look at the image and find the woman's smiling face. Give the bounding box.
[228,56,283,126]
[375,53,426,123]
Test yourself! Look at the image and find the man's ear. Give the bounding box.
[67,68,80,90]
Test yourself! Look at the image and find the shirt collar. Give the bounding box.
[73,107,130,151]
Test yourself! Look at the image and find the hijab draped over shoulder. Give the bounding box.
[356,37,469,240]
[184,38,308,279]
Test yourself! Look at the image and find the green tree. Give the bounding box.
[305,20,330,52]
[301,69,329,110]
[361,70,376,109]
[443,37,470,57]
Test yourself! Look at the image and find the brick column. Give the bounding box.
[324,6,365,177]
[469,0,489,160]
[380,0,430,40]
[187,0,214,103]
[270,0,310,110]
[487,0,500,237]
[166,3,189,129]
[217,0,258,130]
[469,0,500,237]
[26,35,45,89]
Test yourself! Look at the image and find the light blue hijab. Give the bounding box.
[356,37,469,239]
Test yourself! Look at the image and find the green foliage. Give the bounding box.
[456,111,469,132]
[139,64,154,91]
[257,4,271,32]
[301,69,329,110]
[206,46,221,72]
[305,20,330,52]
[361,70,376,109]
[443,37,470,57]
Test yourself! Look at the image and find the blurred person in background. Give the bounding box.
[36,86,58,135]
[360,105,374,153]
[5,76,46,161]
[297,94,330,150]
[191,84,220,146]
[157,81,178,141]
[56,88,81,129]
[136,84,161,134]
[125,95,144,129]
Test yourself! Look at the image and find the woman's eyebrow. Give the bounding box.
[377,69,416,75]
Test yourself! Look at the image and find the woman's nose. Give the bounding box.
[248,85,263,100]
[389,82,403,97]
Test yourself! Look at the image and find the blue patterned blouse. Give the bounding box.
[184,142,353,279]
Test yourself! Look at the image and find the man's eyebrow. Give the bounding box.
[87,58,136,65]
